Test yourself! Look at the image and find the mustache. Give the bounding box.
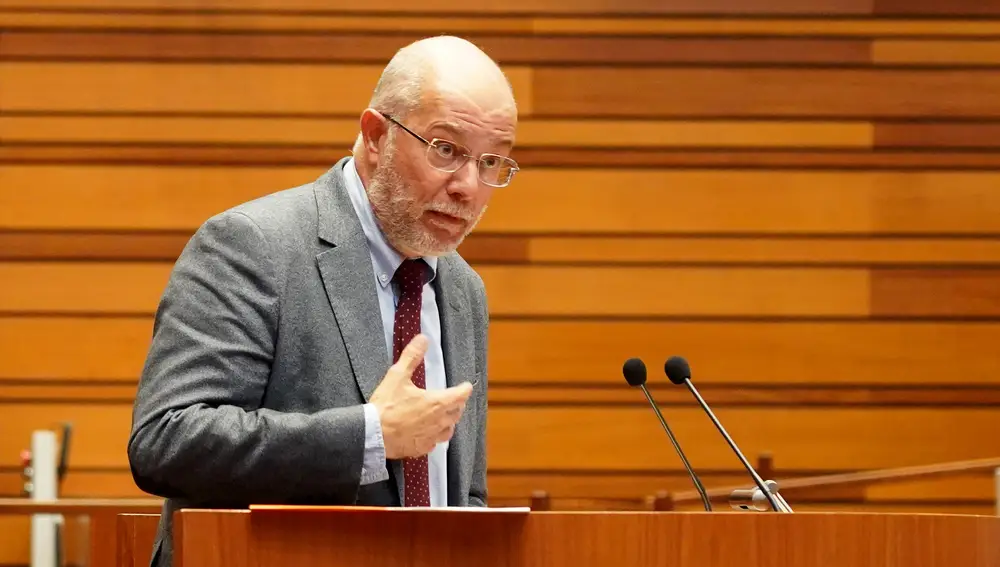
[425,203,476,221]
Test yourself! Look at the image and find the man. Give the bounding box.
[127,35,519,566]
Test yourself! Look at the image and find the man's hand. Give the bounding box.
[369,334,473,460]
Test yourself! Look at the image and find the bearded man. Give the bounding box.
[127,35,519,567]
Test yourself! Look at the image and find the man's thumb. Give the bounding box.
[391,334,428,380]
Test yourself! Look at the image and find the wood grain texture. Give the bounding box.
[4,11,1000,36]
[532,68,1000,118]
[4,403,1000,470]
[0,62,535,115]
[175,507,1000,567]
[871,269,1000,316]
[487,319,997,385]
[0,262,873,316]
[7,64,1000,119]
[0,0,875,15]
[7,232,1000,266]
[873,40,1000,66]
[875,122,1000,149]
[5,166,1000,235]
[7,144,1000,170]
[0,30,874,65]
[0,115,874,148]
[6,317,1000,385]
[118,514,159,567]
[875,0,1000,16]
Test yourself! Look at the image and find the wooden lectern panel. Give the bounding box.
[175,506,1000,567]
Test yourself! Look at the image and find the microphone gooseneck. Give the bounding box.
[664,356,781,512]
[622,358,712,512]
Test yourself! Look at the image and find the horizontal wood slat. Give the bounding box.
[489,320,1000,384]
[3,378,999,407]
[3,403,999,471]
[7,232,1000,266]
[10,146,1000,170]
[5,317,1000,385]
[874,122,1000,149]
[1,468,991,503]
[0,31,875,66]
[10,0,1000,16]
[0,262,875,317]
[0,115,874,148]
[491,498,997,514]
[0,62,535,115]
[871,269,1000,316]
[0,0,875,16]
[5,166,1000,235]
[533,68,1000,118]
[488,406,1000,471]
[480,265,871,316]
[8,64,1000,119]
[873,40,1000,66]
[5,12,1000,37]
[7,32,1000,68]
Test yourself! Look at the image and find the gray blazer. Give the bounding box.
[127,158,490,567]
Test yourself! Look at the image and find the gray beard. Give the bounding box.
[366,149,486,258]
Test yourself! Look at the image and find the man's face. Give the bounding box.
[366,92,517,258]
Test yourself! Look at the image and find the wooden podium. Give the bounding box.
[171,506,1000,567]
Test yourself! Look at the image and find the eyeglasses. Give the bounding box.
[382,113,519,188]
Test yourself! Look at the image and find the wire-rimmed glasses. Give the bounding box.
[382,113,519,188]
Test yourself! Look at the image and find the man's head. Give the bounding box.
[354,35,519,258]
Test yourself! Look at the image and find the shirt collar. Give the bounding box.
[343,157,438,289]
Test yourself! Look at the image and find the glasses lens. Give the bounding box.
[426,140,462,172]
[479,155,517,187]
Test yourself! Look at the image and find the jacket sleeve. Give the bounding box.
[127,210,365,504]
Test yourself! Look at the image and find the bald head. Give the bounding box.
[366,35,517,125]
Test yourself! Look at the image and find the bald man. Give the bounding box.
[127,36,519,567]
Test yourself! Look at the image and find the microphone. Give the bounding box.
[663,356,783,512]
[622,358,712,512]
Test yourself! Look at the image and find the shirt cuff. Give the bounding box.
[360,403,389,485]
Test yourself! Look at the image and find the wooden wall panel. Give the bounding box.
[6,166,1000,235]
[874,122,1000,149]
[873,40,1000,66]
[5,11,1000,36]
[3,403,998,472]
[0,115,874,148]
[0,262,875,317]
[1,7,999,564]
[0,0,875,15]
[5,317,1000,386]
[0,31,875,65]
[0,62,533,115]
[531,68,1000,118]
[871,269,1000,317]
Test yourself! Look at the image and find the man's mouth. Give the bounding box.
[426,210,467,226]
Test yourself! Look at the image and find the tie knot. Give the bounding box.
[393,259,426,294]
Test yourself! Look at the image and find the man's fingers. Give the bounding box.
[391,334,428,379]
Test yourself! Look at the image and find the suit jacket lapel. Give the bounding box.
[435,255,477,507]
[313,162,405,502]
[314,162,389,403]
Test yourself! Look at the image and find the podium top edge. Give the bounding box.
[240,506,999,521]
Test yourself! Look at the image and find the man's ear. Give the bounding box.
[359,109,388,156]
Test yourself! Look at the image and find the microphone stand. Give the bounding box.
[728,479,794,513]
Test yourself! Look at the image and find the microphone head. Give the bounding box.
[622,358,647,387]
[664,356,691,385]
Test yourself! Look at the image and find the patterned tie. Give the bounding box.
[392,258,431,507]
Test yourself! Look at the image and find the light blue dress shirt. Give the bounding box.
[342,157,449,507]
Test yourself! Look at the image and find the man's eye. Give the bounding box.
[434,143,456,157]
[482,157,499,168]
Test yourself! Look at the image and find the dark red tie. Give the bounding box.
[392,259,431,507]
